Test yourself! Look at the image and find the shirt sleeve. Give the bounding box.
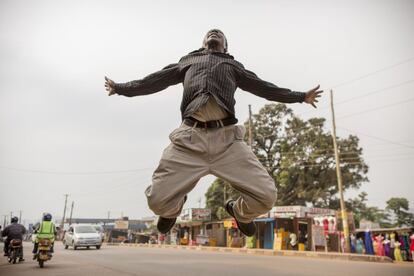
[1,226,8,237]
[113,63,183,97]
[236,66,306,103]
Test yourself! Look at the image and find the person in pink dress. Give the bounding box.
[410,233,414,261]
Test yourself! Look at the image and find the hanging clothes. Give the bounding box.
[356,238,364,254]
[394,241,403,262]
[400,235,408,261]
[375,235,385,256]
[322,218,329,235]
[350,235,356,253]
[403,234,410,261]
[384,238,391,258]
[390,232,396,260]
[373,239,378,255]
[364,230,374,255]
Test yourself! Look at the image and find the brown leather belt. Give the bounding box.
[183,117,238,129]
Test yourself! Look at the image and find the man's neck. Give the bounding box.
[205,46,224,53]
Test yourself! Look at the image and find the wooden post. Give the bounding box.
[330,90,350,253]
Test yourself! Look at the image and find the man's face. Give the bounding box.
[203,29,227,52]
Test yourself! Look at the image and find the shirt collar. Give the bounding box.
[188,48,234,59]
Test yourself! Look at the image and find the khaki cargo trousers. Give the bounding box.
[145,123,277,223]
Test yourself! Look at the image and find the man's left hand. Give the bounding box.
[304,85,323,108]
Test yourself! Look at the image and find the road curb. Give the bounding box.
[106,243,393,263]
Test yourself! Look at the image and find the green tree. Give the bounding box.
[205,178,240,220]
[385,197,414,227]
[345,192,390,228]
[246,103,368,208]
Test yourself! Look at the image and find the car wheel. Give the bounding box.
[96,245,101,250]
[86,246,90,250]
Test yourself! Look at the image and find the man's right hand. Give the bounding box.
[105,76,116,96]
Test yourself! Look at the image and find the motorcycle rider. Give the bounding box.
[2,216,26,261]
[32,213,57,258]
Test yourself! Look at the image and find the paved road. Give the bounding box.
[0,242,413,276]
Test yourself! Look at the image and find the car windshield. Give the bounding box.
[75,226,96,233]
[94,225,103,232]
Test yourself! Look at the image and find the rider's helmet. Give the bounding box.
[43,213,52,221]
[11,216,18,223]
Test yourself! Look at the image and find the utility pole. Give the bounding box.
[61,194,69,232]
[69,201,74,226]
[106,211,110,226]
[330,90,350,253]
[19,210,22,223]
[3,215,7,228]
[248,104,253,147]
[223,184,227,203]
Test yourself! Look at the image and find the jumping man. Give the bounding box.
[105,29,322,236]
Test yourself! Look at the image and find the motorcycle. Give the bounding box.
[35,238,53,268]
[7,239,23,264]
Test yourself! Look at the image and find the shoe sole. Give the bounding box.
[225,199,256,237]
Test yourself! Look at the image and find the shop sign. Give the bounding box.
[191,208,211,221]
[307,207,336,216]
[312,225,326,247]
[177,209,191,222]
[115,220,129,230]
[177,208,211,222]
[272,206,302,213]
[274,212,297,218]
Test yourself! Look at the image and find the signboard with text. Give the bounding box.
[115,220,129,230]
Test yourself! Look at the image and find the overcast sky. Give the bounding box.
[1,0,413,225]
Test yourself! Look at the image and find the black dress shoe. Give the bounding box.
[157,195,187,234]
[157,217,177,234]
[225,199,257,237]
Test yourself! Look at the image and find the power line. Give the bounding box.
[72,173,151,198]
[337,97,414,120]
[296,79,414,117]
[337,126,414,150]
[328,56,414,90]
[276,155,414,169]
[0,165,153,175]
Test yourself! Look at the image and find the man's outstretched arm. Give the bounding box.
[105,63,182,97]
[237,67,322,107]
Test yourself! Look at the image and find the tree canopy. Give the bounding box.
[385,197,414,227]
[245,103,368,208]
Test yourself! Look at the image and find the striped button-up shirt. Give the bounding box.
[114,49,306,120]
